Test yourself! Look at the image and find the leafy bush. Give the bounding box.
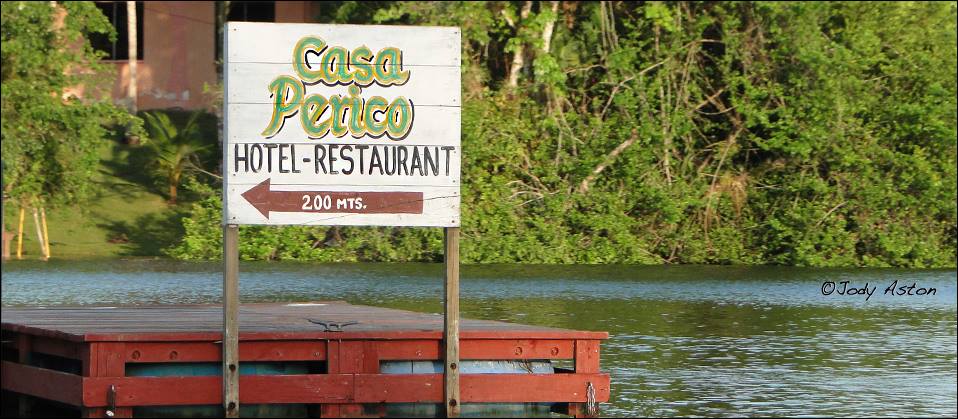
[167,1,956,267]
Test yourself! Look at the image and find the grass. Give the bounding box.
[2,111,218,260]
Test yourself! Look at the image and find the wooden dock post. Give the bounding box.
[81,342,132,418]
[223,224,240,418]
[444,227,461,418]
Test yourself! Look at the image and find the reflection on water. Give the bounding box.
[2,261,956,417]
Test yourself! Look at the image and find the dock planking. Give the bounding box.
[1,302,609,418]
[1,301,607,342]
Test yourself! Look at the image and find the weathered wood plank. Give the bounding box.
[80,373,611,406]
[2,302,608,342]
[575,340,601,373]
[119,341,327,362]
[1,361,83,406]
[461,339,574,359]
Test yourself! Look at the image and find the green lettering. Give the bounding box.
[325,46,351,85]
[363,96,389,137]
[265,37,415,139]
[262,75,304,137]
[374,47,409,86]
[293,36,326,84]
[347,86,366,137]
[385,97,413,139]
[329,94,351,138]
[300,94,331,139]
[350,46,374,87]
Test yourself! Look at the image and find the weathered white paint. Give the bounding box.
[223,22,461,227]
[227,22,460,65]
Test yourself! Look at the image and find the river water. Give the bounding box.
[1,260,955,417]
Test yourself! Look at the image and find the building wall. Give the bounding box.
[276,1,316,23]
[109,1,216,110]
[107,1,317,111]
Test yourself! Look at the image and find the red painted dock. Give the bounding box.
[1,302,610,417]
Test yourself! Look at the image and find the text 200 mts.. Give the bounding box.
[301,194,367,211]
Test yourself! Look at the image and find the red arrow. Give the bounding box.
[241,178,424,219]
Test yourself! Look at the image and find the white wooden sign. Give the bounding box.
[223,22,461,226]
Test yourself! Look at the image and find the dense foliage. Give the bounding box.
[169,1,956,267]
[1,2,139,207]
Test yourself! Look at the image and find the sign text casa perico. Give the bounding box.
[224,23,461,226]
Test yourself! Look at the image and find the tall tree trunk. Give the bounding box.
[506,1,533,88]
[169,171,180,204]
[127,1,138,113]
[654,27,674,185]
[541,1,560,54]
[32,208,47,261]
[16,207,24,260]
[541,1,561,163]
[40,207,50,259]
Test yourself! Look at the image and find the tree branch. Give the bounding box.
[577,128,639,194]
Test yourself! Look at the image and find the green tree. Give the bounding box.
[1,1,140,207]
[142,111,210,204]
[169,1,956,267]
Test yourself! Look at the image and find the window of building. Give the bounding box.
[227,1,275,22]
[90,1,145,60]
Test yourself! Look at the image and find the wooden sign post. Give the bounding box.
[222,22,462,417]
[444,227,461,417]
[222,224,239,417]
